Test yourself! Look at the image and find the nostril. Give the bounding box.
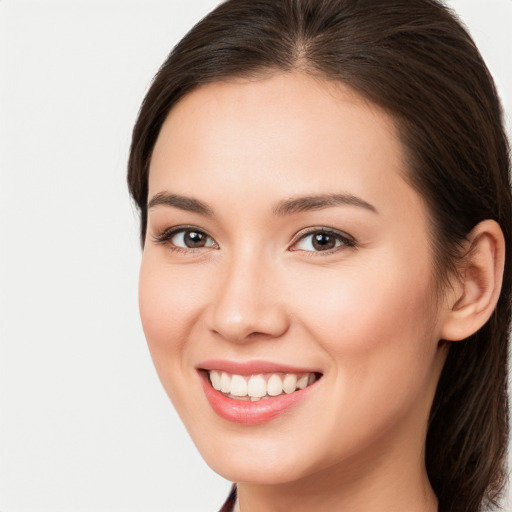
[208,310,290,343]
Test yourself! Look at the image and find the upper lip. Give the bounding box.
[197,359,321,375]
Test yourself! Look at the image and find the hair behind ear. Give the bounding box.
[428,220,508,511]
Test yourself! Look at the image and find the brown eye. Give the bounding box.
[292,229,355,253]
[168,229,217,249]
[183,231,207,248]
[311,233,336,251]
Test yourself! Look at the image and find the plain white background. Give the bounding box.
[0,1,511,511]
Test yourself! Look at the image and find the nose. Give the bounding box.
[205,251,290,343]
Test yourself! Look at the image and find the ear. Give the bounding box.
[440,219,505,342]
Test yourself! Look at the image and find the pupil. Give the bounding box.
[185,231,206,248]
[313,233,335,251]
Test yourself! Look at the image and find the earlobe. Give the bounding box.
[440,220,505,342]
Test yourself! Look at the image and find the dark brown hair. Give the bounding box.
[127,1,512,511]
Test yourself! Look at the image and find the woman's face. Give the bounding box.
[139,73,449,484]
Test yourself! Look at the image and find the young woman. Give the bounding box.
[127,1,511,511]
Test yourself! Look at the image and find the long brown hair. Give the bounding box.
[127,1,512,510]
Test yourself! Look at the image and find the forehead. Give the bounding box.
[148,72,419,220]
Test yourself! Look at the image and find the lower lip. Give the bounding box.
[200,372,316,425]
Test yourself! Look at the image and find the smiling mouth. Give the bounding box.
[205,370,321,401]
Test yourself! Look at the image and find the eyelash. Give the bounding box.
[152,225,356,255]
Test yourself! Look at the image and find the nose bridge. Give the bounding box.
[207,245,288,342]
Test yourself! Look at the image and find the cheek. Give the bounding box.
[292,251,438,401]
[138,254,205,387]
[299,264,433,340]
[289,264,440,462]
[316,281,431,351]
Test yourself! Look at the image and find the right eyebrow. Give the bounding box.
[272,193,378,216]
[147,192,214,216]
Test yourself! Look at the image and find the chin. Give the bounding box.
[204,449,315,485]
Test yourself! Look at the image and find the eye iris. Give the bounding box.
[184,231,206,248]
[312,233,336,251]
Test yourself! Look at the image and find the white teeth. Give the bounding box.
[230,374,248,397]
[210,370,221,391]
[247,375,267,398]
[267,374,283,396]
[208,370,319,399]
[296,374,309,389]
[220,372,231,393]
[283,373,297,394]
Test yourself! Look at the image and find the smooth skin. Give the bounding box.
[139,72,505,512]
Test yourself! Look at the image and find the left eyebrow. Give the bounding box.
[272,193,378,216]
